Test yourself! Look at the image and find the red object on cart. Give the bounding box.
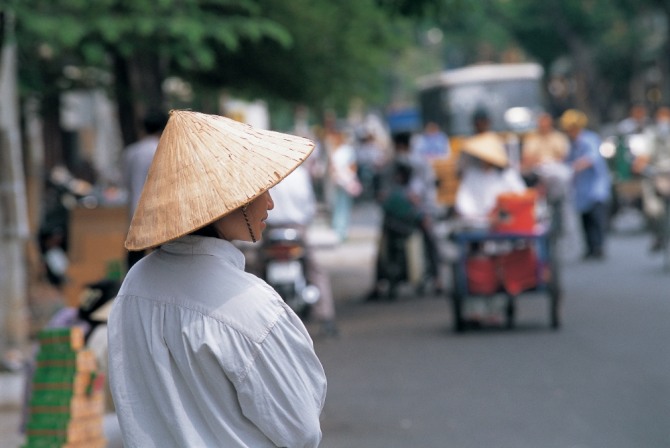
[451,224,561,332]
[466,256,499,295]
[498,247,538,295]
[465,248,539,296]
[492,189,538,233]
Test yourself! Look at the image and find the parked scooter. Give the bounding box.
[259,226,320,318]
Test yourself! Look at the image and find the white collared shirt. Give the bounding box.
[108,236,326,448]
[267,165,316,227]
[121,135,161,220]
[455,166,527,226]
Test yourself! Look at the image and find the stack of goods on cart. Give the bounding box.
[22,327,106,448]
[466,189,541,296]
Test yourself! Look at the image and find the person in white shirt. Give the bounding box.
[455,133,527,227]
[329,131,362,241]
[121,109,168,269]
[108,111,327,448]
[266,164,338,336]
[454,132,527,324]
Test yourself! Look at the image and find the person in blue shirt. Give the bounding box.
[560,109,612,260]
[414,121,450,160]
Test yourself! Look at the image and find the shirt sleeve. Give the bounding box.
[235,313,327,448]
[454,172,481,219]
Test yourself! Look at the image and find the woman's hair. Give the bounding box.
[190,224,219,238]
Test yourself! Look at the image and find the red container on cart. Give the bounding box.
[492,189,538,233]
[498,247,538,295]
[466,256,499,295]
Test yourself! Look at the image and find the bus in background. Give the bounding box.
[416,62,547,206]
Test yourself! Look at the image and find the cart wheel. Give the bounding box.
[548,272,562,329]
[505,294,516,329]
[547,238,562,329]
[449,263,466,333]
[451,290,465,333]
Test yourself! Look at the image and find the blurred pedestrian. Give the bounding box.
[266,164,339,337]
[330,130,362,241]
[369,129,444,299]
[108,111,326,447]
[454,133,527,227]
[355,128,386,200]
[560,109,612,260]
[521,112,570,174]
[413,121,450,160]
[634,106,670,251]
[397,131,444,291]
[370,160,422,298]
[617,102,650,136]
[458,108,506,177]
[521,112,572,235]
[121,109,168,270]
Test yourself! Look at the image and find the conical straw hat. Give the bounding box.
[125,110,315,251]
[461,132,508,168]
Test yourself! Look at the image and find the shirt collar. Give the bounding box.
[159,235,246,270]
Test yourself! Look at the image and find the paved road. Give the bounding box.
[312,206,670,448]
[4,204,670,447]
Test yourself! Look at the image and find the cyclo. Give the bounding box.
[448,190,562,332]
[415,62,563,331]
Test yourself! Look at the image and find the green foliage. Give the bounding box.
[184,0,407,112]
[10,0,412,116]
[12,0,293,96]
[10,0,667,125]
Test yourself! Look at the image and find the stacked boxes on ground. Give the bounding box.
[23,327,106,448]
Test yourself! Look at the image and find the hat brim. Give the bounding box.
[461,132,508,168]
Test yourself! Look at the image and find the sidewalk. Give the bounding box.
[0,372,23,448]
[0,202,383,447]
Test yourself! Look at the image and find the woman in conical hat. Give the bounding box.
[108,110,326,447]
[454,131,527,227]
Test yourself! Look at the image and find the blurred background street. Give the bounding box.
[3,1,670,447]
[4,203,670,447]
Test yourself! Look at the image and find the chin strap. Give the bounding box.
[241,204,257,243]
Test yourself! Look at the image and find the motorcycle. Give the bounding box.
[599,132,649,217]
[643,163,670,270]
[259,226,320,318]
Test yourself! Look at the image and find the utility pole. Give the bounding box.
[0,10,30,364]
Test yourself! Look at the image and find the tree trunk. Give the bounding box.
[0,11,30,357]
[547,0,603,126]
[41,90,63,172]
[111,51,138,147]
[111,50,166,148]
[129,52,165,115]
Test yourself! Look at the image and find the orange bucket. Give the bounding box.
[492,189,537,233]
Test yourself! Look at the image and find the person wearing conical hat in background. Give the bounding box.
[107,110,326,447]
[453,132,528,326]
[560,109,611,260]
[454,132,527,227]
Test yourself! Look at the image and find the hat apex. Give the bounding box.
[125,110,314,251]
[461,132,508,168]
